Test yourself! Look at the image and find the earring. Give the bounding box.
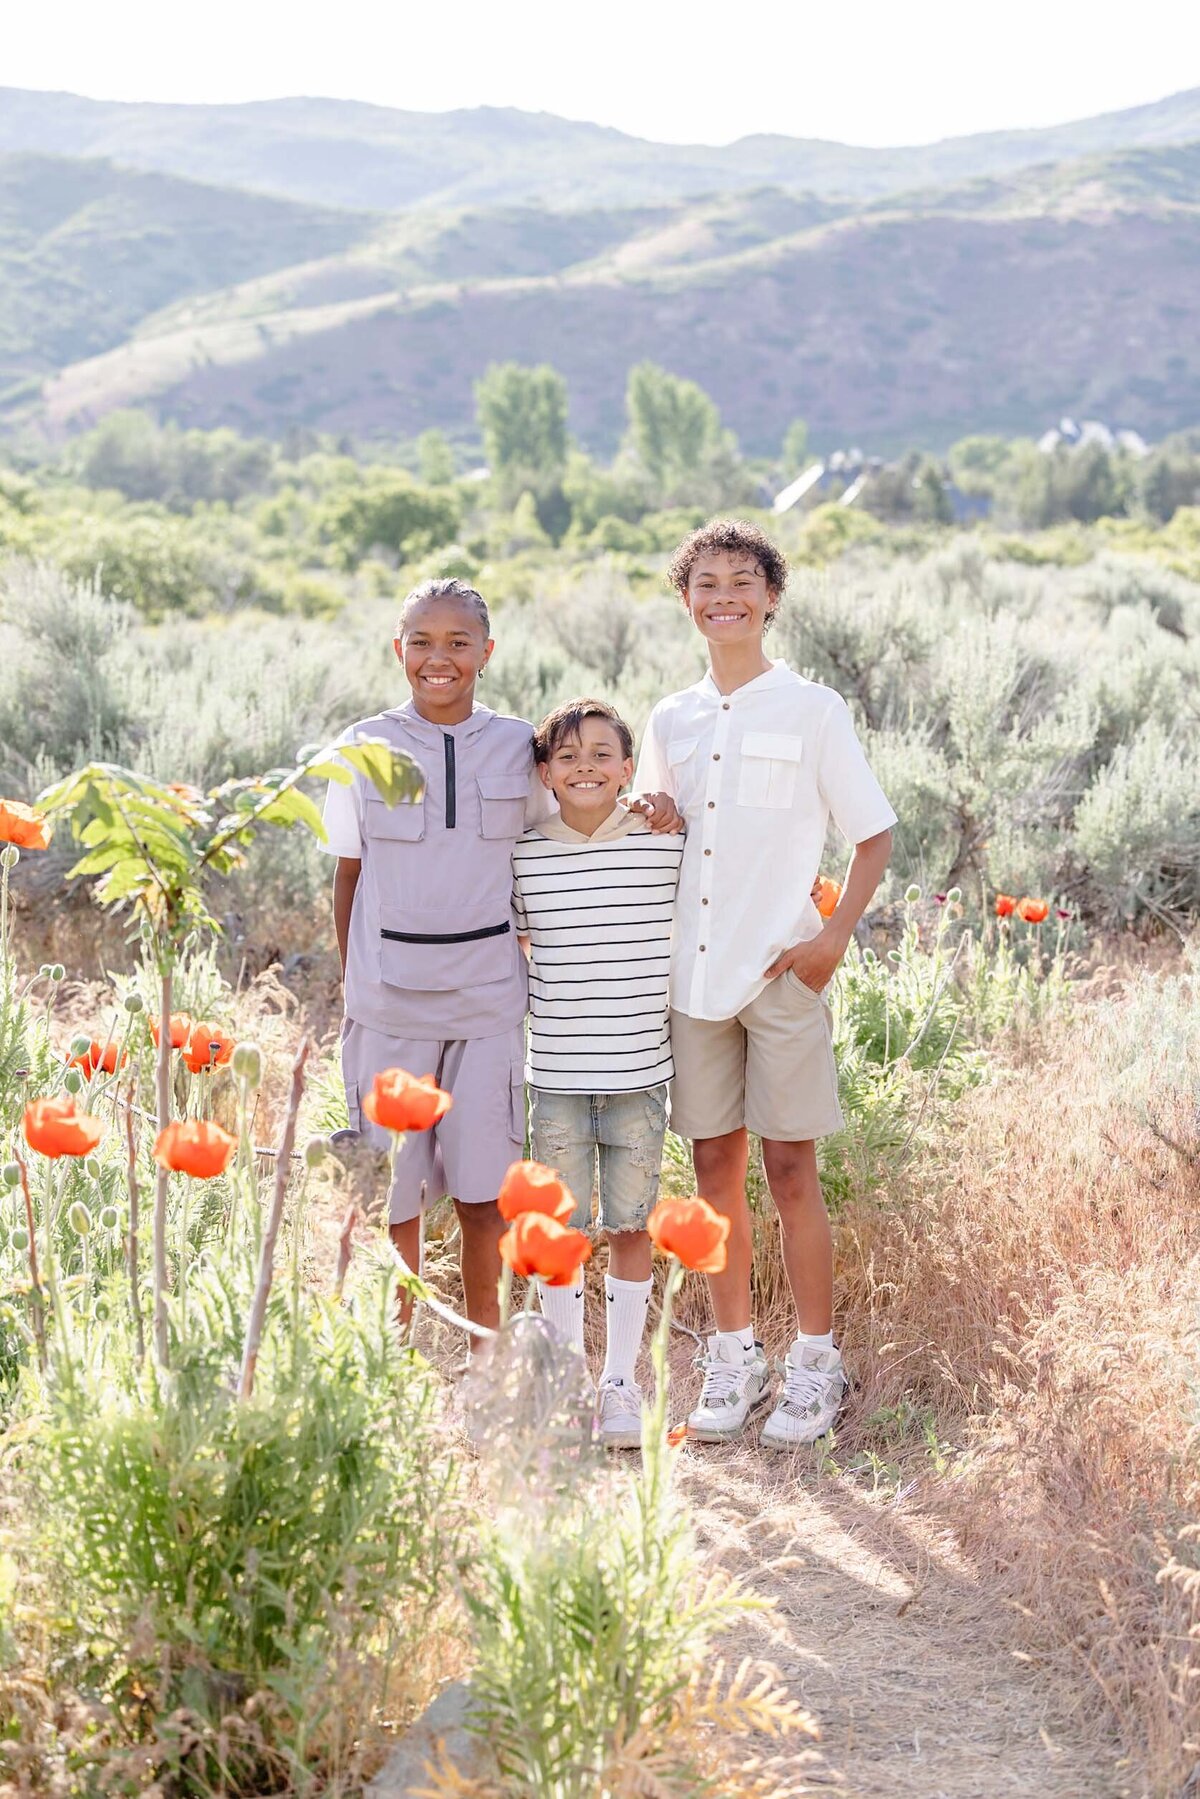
[478,665,487,682]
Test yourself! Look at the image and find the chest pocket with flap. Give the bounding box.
[364,794,424,841]
[477,773,528,841]
[736,732,803,809]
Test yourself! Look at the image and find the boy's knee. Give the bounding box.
[693,1128,747,1172]
[762,1137,819,1189]
[454,1197,503,1236]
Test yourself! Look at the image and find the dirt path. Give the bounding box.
[681,1443,1128,1799]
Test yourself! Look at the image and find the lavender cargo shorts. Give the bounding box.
[341,1019,525,1224]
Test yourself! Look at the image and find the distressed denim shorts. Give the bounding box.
[530,1085,668,1234]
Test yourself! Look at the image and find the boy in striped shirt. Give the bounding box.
[513,698,685,1447]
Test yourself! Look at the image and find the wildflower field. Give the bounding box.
[0,463,1198,1796]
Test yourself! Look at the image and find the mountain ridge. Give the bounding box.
[1,83,1198,210]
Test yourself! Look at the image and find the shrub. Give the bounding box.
[314,471,461,570]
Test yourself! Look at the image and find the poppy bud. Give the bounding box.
[69,1034,92,1059]
[124,992,145,1014]
[304,1135,329,1169]
[100,1205,119,1230]
[945,887,961,904]
[2,1163,18,1188]
[63,1068,84,1095]
[904,883,921,903]
[231,1042,263,1088]
[68,1202,92,1236]
[49,964,65,983]
[39,964,53,979]
[0,845,18,870]
[11,1227,28,1252]
[84,1155,102,1179]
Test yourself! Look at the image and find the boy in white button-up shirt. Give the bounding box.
[636,519,895,1449]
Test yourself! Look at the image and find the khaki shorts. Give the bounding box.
[669,972,844,1143]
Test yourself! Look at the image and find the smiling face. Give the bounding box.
[539,719,633,831]
[684,550,777,645]
[395,595,493,724]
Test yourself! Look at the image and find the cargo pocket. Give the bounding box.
[365,794,425,841]
[345,1081,361,1132]
[379,902,514,992]
[737,732,803,808]
[478,773,529,840]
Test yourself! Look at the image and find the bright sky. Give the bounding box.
[3,0,1198,147]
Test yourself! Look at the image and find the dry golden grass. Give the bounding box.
[814,964,1200,1794]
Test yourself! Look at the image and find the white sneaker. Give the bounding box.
[687,1335,772,1442]
[761,1343,847,1450]
[596,1375,644,1449]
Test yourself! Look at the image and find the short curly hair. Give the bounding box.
[666,518,789,600]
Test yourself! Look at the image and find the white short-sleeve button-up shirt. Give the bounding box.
[635,661,896,1021]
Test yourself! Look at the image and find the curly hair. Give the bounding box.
[666,518,789,601]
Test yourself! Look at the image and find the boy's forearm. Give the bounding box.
[823,830,893,952]
[332,858,361,979]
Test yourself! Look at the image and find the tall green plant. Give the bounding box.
[38,738,421,1364]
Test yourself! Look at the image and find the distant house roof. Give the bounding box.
[772,462,826,513]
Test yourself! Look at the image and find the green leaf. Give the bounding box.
[304,759,353,786]
[256,788,327,839]
[337,739,426,808]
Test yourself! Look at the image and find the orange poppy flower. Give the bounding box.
[23,1095,104,1159]
[0,799,51,851]
[182,1021,237,1074]
[497,1160,575,1223]
[667,1422,690,1448]
[498,1212,592,1287]
[814,877,841,919]
[362,1067,452,1133]
[994,893,1017,918]
[150,1013,192,1050]
[71,1038,128,1078]
[647,1196,731,1274]
[1017,897,1049,924]
[153,1119,237,1178]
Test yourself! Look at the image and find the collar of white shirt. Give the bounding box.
[697,658,795,702]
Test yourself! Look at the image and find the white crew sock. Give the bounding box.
[601,1274,652,1385]
[715,1326,757,1360]
[792,1329,834,1354]
[539,1278,585,1351]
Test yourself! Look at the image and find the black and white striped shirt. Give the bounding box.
[512,815,684,1094]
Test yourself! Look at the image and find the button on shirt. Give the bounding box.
[635,661,897,1021]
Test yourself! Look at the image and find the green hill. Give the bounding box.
[28,154,1200,454]
[0,153,372,394]
[1,83,1198,211]
[1,109,1198,454]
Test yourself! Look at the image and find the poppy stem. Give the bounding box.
[643,1257,684,1499]
[498,1259,512,1327]
[239,1036,309,1402]
[123,1088,145,1367]
[333,1201,357,1301]
[152,963,173,1366]
[13,1150,46,1373]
